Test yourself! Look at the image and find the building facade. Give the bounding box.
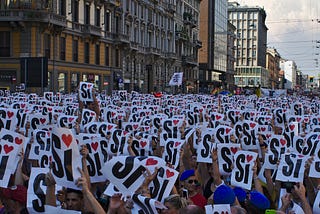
[199,0,228,93]
[280,59,297,89]
[266,48,281,89]
[0,0,201,94]
[228,2,268,88]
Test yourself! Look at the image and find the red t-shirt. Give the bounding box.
[190,193,207,209]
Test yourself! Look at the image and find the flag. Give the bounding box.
[169,72,183,86]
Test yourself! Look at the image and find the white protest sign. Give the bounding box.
[78,82,94,102]
[130,136,150,157]
[28,129,51,168]
[231,150,258,190]
[0,128,26,187]
[103,156,147,196]
[149,166,179,202]
[313,190,320,214]
[205,204,231,214]
[276,153,307,183]
[264,135,288,169]
[309,156,320,178]
[80,109,97,130]
[78,136,106,183]
[196,128,216,163]
[162,138,185,169]
[160,118,184,145]
[131,194,165,214]
[0,108,18,131]
[217,143,241,176]
[51,127,82,190]
[27,168,49,213]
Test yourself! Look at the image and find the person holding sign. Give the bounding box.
[78,82,101,122]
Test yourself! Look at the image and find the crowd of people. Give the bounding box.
[0,86,319,214]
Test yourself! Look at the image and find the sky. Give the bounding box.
[237,0,320,77]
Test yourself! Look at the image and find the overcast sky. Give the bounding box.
[237,0,320,77]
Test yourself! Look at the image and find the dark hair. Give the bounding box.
[66,188,83,198]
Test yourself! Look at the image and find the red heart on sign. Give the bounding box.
[297,118,301,122]
[7,111,13,118]
[91,142,98,151]
[216,115,222,120]
[146,158,158,166]
[166,169,174,178]
[298,154,304,158]
[289,124,295,131]
[266,134,271,138]
[4,144,14,154]
[175,142,181,147]
[250,112,255,116]
[226,128,231,134]
[261,127,266,131]
[280,139,286,146]
[21,104,26,108]
[173,120,179,125]
[250,123,256,128]
[90,112,95,116]
[40,118,46,124]
[231,147,238,154]
[235,111,240,115]
[47,132,50,137]
[140,141,147,148]
[88,84,92,88]
[246,155,253,162]
[48,107,52,111]
[62,134,73,148]
[133,124,139,130]
[199,109,203,113]
[107,125,113,130]
[111,112,116,117]
[69,118,74,122]
[15,137,23,145]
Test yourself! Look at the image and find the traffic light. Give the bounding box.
[310,76,314,82]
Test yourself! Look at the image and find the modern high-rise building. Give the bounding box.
[199,0,228,93]
[0,0,202,94]
[228,2,268,88]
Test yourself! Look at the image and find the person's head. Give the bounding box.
[85,101,95,111]
[213,185,236,205]
[65,188,83,211]
[0,185,27,213]
[162,194,187,214]
[231,205,247,214]
[180,170,199,193]
[244,190,270,214]
[178,205,205,214]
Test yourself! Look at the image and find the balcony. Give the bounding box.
[83,24,101,37]
[165,52,177,60]
[183,12,197,28]
[175,31,188,41]
[130,42,139,51]
[146,47,161,56]
[167,3,176,14]
[0,10,66,28]
[182,55,198,67]
[72,22,84,33]
[113,33,130,44]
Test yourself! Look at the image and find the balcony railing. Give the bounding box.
[0,9,67,27]
[167,3,176,13]
[193,39,202,48]
[175,31,188,41]
[83,24,101,37]
[165,52,177,60]
[113,33,130,44]
[146,47,161,55]
[182,55,198,67]
[130,42,139,51]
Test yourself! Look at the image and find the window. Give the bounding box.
[95,7,100,26]
[72,40,78,62]
[105,10,110,32]
[95,44,100,65]
[84,42,89,63]
[60,37,66,60]
[59,0,66,15]
[44,34,51,58]
[85,4,90,25]
[0,31,10,57]
[72,0,79,22]
[105,46,109,66]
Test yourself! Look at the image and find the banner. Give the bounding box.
[169,72,183,86]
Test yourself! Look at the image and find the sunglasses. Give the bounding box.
[187,179,199,184]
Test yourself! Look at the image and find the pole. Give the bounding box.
[41,57,44,95]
